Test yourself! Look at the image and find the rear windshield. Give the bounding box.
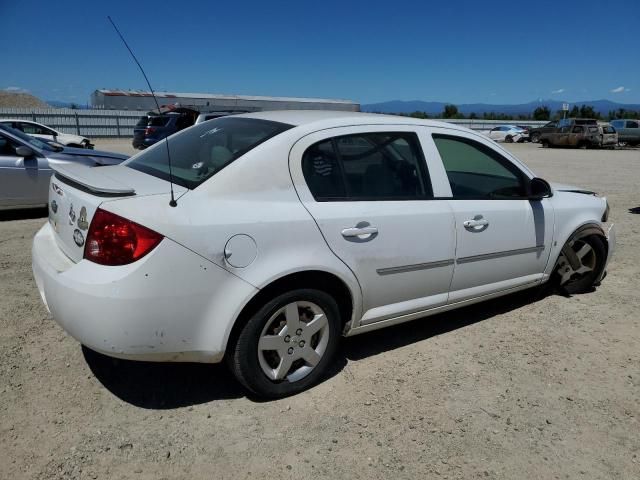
[125,117,293,189]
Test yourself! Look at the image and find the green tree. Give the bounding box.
[442,104,459,119]
[469,112,477,119]
[533,106,551,121]
[579,105,600,119]
[409,111,429,119]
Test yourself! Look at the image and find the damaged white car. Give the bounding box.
[32,111,615,398]
[483,125,528,143]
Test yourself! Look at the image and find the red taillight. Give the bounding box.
[145,127,156,135]
[84,209,163,266]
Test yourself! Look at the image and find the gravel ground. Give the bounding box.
[1,141,639,479]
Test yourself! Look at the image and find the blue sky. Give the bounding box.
[1,0,638,105]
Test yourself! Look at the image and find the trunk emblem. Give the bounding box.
[73,229,85,247]
[68,204,76,225]
[52,182,64,196]
[77,207,88,231]
[50,200,58,214]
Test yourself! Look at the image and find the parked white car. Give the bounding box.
[0,119,93,149]
[484,125,528,143]
[32,111,615,398]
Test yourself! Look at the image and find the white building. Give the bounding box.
[91,89,360,112]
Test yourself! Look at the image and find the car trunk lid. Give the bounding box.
[48,163,186,263]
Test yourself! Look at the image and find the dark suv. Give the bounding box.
[529,121,558,143]
[132,113,194,149]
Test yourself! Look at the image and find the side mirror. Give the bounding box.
[529,177,553,200]
[16,145,34,157]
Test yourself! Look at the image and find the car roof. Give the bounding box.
[235,110,453,129]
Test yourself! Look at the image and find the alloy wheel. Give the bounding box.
[557,239,597,285]
[257,301,330,382]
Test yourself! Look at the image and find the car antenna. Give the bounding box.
[107,15,178,207]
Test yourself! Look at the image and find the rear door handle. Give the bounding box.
[341,226,378,237]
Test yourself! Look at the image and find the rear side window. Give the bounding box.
[573,126,584,133]
[148,116,171,127]
[302,132,432,201]
[588,126,599,133]
[126,117,293,189]
[627,121,639,129]
[432,134,527,199]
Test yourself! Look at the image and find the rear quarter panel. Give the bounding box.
[102,133,364,334]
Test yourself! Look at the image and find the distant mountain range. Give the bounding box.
[362,99,640,116]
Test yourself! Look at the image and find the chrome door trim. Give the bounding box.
[376,259,455,276]
[456,245,545,264]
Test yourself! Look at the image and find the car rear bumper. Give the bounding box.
[32,222,257,363]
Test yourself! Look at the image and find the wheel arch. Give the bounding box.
[549,221,608,273]
[224,269,357,358]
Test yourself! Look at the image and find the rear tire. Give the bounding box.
[555,235,606,294]
[229,289,341,398]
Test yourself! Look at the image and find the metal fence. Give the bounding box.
[441,119,548,130]
[0,108,549,138]
[0,108,142,137]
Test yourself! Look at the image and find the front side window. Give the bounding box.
[432,134,527,199]
[126,117,293,189]
[572,126,584,133]
[302,132,432,201]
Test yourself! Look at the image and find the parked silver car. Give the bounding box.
[0,125,128,210]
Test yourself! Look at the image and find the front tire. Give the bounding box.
[505,135,514,143]
[229,289,341,398]
[531,132,541,143]
[555,235,606,294]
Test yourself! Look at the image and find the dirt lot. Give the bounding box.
[1,141,638,479]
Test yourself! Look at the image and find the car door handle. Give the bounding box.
[463,218,489,230]
[341,226,378,237]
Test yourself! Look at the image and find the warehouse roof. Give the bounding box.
[94,89,357,105]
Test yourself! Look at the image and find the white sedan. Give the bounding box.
[32,111,615,398]
[0,119,93,149]
[485,125,528,143]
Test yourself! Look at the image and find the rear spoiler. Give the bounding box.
[50,163,135,196]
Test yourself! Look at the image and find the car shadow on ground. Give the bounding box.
[629,207,640,214]
[0,207,48,222]
[83,347,246,408]
[84,286,552,408]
